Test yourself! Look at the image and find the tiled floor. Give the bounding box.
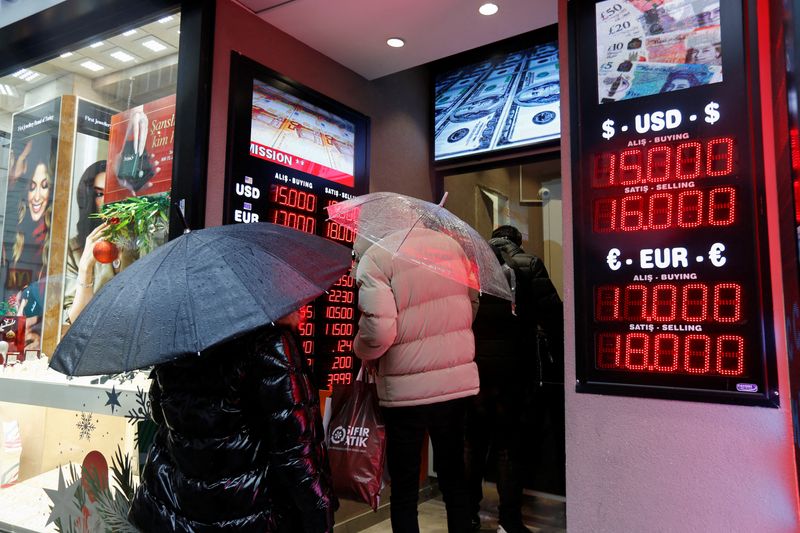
[359,484,566,533]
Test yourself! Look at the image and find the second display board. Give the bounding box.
[225,53,370,390]
[570,0,777,405]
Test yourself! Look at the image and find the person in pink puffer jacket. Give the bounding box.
[353,227,479,533]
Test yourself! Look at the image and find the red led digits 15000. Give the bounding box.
[592,137,736,188]
[270,184,317,212]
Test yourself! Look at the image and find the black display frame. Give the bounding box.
[223,52,370,390]
[430,24,561,169]
[569,0,779,406]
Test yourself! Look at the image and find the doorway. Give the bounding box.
[443,154,566,500]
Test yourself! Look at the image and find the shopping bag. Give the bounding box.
[326,369,386,510]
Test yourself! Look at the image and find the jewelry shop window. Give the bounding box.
[0,9,181,531]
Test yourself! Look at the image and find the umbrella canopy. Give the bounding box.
[50,222,352,376]
[326,192,512,301]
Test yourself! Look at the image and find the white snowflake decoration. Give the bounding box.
[76,412,97,440]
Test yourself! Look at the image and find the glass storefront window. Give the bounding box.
[0,9,180,531]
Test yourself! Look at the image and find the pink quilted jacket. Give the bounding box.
[353,228,479,407]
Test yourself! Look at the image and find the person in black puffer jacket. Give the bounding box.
[128,310,336,532]
[465,225,563,533]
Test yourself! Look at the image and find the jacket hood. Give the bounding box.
[488,237,522,259]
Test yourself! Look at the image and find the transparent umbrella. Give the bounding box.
[326,192,512,301]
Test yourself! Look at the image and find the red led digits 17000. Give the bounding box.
[595,283,743,323]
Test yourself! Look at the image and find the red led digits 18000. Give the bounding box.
[596,332,745,376]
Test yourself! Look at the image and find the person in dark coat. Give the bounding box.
[128,310,336,532]
[465,225,563,533]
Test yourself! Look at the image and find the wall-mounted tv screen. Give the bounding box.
[433,26,560,162]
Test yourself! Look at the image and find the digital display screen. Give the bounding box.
[571,0,777,405]
[433,28,560,161]
[251,80,356,187]
[225,54,369,390]
[595,0,723,104]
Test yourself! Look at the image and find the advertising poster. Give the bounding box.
[1,98,61,352]
[433,41,560,161]
[596,0,723,103]
[61,100,115,327]
[250,80,356,187]
[104,94,175,204]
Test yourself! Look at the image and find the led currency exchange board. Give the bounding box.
[225,54,369,391]
[570,0,778,405]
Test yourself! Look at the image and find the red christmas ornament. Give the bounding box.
[80,450,109,502]
[93,241,119,264]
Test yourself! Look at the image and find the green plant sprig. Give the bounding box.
[91,194,170,256]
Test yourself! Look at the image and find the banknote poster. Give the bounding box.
[596,0,722,103]
[250,80,356,187]
[434,41,560,161]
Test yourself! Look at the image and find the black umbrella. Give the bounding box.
[50,222,352,376]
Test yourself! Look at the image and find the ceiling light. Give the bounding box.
[122,29,137,37]
[0,84,17,97]
[386,37,405,48]
[12,69,41,82]
[89,41,105,48]
[60,52,73,58]
[110,50,135,62]
[80,60,105,72]
[141,39,167,52]
[158,15,174,23]
[479,2,499,15]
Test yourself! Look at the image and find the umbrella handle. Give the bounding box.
[174,200,191,234]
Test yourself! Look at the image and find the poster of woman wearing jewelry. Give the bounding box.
[1,98,61,353]
[104,94,175,204]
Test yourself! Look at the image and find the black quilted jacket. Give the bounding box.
[128,324,336,532]
[473,238,564,368]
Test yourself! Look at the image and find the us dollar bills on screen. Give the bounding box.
[495,48,561,149]
[434,41,560,160]
[433,64,522,159]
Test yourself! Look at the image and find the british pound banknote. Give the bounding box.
[595,0,723,103]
